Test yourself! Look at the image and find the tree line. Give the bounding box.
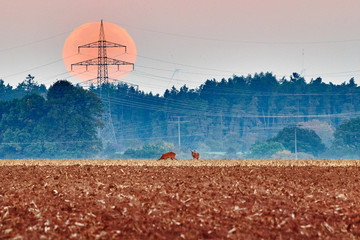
[1,72,360,158]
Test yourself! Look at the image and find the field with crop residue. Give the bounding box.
[1,159,360,239]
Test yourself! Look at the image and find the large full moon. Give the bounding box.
[62,21,136,83]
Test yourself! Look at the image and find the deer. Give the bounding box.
[158,152,177,160]
[191,150,200,160]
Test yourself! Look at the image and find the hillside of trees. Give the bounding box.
[1,72,360,159]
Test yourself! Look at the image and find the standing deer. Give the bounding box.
[158,152,177,160]
[191,150,200,160]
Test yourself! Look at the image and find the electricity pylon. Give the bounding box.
[169,116,190,152]
[71,20,134,144]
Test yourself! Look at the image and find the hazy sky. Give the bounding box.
[1,0,360,94]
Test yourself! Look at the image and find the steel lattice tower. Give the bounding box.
[71,20,134,87]
[71,20,134,144]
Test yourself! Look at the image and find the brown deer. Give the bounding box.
[191,150,200,160]
[158,152,177,160]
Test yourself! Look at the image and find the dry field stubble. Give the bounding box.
[1,159,360,239]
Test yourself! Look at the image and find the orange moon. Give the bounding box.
[62,21,136,83]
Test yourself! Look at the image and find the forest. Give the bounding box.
[1,72,360,159]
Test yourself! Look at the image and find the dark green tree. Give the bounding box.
[247,141,285,159]
[13,75,47,99]
[330,117,360,158]
[0,79,14,101]
[0,81,104,158]
[0,94,47,157]
[271,126,325,156]
[43,80,104,158]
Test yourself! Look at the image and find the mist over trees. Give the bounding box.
[94,72,359,159]
[1,72,360,159]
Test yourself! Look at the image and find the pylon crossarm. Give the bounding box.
[71,58,99,66]
[107,58,134,66]
[71,58,99,71]
[78,41,100,53]
[72,58,134,70]
[78,40,126,53]
[103,41,127,49]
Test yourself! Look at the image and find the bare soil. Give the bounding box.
[1,159,360,239]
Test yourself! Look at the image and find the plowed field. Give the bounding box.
[1,159,360,239]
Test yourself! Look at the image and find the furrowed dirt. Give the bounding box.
[1,160,360,239]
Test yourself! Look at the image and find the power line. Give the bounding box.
[1,123,339,146]
[2,47,359,91]
[119,23,360,45]
[101,80,360,112]
[3,59,359,100]
[0,140,102,145]
[133,53,240,74]
[131,53,360,78]
[103,96,360,119]
[2,54,77,79]
[1,51,360,100]
[0,30,72,53]
[0,125,301,146]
